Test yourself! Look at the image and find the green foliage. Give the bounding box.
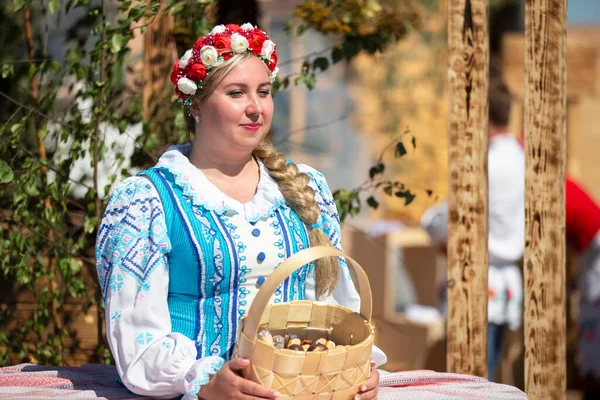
[0,0,214,366]
[278,0,432,105]
[333,131,433,222]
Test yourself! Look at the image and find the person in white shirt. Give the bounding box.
[421,78,525,381]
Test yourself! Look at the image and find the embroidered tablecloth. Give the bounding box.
[0,363,528,399]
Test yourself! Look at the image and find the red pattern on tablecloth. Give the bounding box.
[0,364,528,399]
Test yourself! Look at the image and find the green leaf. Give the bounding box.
[49,0,60,13]
[128,4,147,21]
[111,34,129,53]
[331,47,344,64]
[305,74,317,90]
[10,123,22,134]
[168,1,185,15]
[341,12,352,24]
[296,24,307,37]
[1,64,14,79]
[342,39,362,60]
[119,0,132,11]
[395,142,407,157]
[13,0,27,11]
[0,161,14,184]
[364,36,382,54]
[50,60,62,75]
[83,216,99,234]
[383,185,392,196]
[395,190,416,206]
[366,196,379,210]
[312,57,329,72]
[369,167,378,179]
[369,163,385,179]
[294,75,306,86]
[426,189,433,197]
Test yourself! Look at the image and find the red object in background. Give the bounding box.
[517,136,600,251]
[566,178,600,251]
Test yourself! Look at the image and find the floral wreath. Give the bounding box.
[170,23,279,108]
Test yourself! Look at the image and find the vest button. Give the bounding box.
[256,276,266,287]
[257,252,266,262]
[252,228,261,237]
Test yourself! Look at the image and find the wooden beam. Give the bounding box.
[523,0,567,398]
[143,0,174,122]
[446,0,489,377]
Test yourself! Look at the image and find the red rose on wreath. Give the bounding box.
[226,24,241,33]
[213,35,231,54]
[194,37,210,51]
[249,30,267,54]
[170,61,180,85]
[269,53,278,72]
[187,63,207,81]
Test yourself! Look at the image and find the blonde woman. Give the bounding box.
[96,23,384,400]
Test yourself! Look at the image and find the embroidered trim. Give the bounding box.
[155,144,287,222]
[184,356,225,398]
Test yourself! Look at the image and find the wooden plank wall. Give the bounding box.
[446,0,489,378]
[523,0,567,399]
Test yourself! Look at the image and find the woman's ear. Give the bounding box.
[190,97,202,122]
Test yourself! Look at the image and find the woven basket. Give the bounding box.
[236,246,374,400]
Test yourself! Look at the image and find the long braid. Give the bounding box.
[253,140,339,299]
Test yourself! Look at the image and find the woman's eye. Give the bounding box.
[228,90,243,97]
[258,89,270,97]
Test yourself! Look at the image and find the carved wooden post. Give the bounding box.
[143,0,174,121]
[523,0,567,398]
[447,0,489,377]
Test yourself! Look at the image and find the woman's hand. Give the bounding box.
[354,360,379,400]
[197,358,280,400]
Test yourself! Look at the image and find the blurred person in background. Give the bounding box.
[421,78,525,381]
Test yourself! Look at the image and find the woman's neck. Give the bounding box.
[188,142,256,177]
[188,141,260,203]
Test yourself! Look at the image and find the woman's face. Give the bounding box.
[195,56,274,158]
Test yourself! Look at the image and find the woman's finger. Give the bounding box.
[354,367,380,400]
[240,379,280,399]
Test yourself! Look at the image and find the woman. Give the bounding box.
[96,23,383,400]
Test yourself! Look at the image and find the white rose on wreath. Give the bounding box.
[200,46,219,67]
[177,77,197,95]
[179,49,193,69]
[231,33,249,53]
[210,24,226,35]
[261,40,275,59]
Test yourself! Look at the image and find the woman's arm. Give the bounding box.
[96,177,224,399]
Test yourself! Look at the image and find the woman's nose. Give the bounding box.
[246,95,262,114]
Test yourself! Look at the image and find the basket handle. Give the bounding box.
[242,246,373,340]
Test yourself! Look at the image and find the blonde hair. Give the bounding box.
[253,141,339,299]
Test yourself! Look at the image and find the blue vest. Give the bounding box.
[140,168,311,360]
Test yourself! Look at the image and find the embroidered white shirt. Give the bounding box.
[96,144,385,399]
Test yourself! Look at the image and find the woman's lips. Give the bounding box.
[241,124,261,131]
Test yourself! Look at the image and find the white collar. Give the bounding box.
[155,143,286,222]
